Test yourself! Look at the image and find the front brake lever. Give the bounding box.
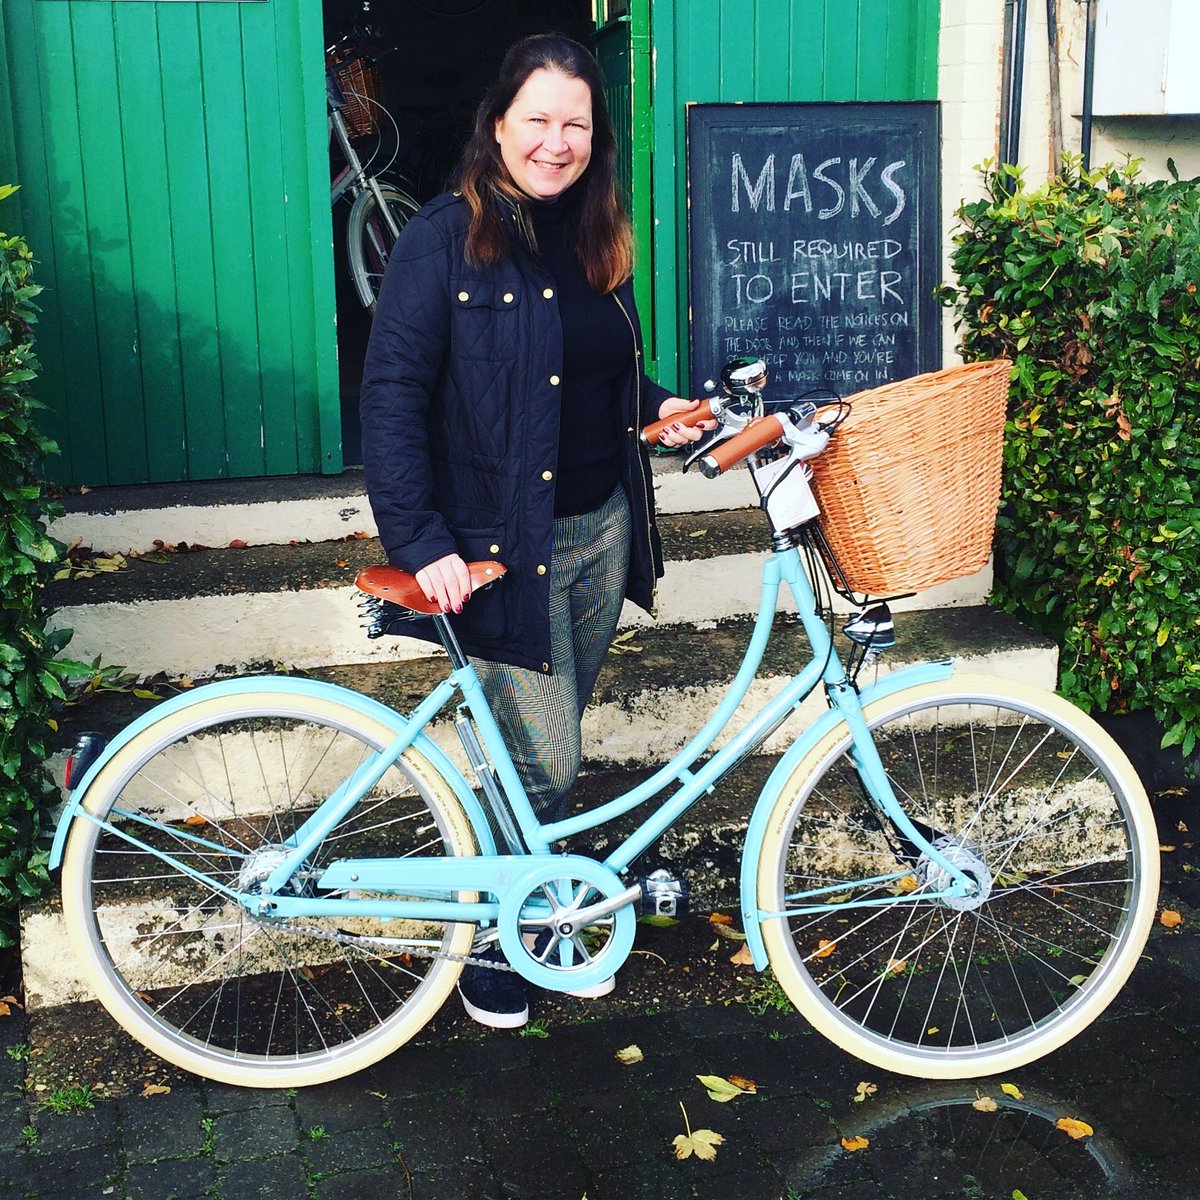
[682,425,736,472]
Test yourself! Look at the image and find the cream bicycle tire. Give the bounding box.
[758,674,1158,1079]
[61,689,478,1089]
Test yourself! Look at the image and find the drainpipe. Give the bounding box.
[1081,0,1098,169]
[1046,0,1064,174]
[998,0,1029,169]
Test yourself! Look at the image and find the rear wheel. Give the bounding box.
[60,689,477,1088]
[759,675,1158,1078]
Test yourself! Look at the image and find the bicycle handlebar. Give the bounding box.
[640,399,717,446]
[696,415,785,478]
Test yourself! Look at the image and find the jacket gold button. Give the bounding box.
[549,375,560,386]
[489,544,499,554]
[542,662,550,671]
[503,292,514,303]
[541,470,553,481]
[537,564,547,575]
[543,287,554,299]
[458,291,469,302]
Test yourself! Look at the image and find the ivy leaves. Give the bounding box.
[944,157,1200,757]
[0,189,67,934]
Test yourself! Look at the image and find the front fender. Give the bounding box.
[49,675,497,869]
[738,660,954,971]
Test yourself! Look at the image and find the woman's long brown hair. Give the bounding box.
[456,34,632,294]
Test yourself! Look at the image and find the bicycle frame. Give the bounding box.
[329,104,403,239]
[51,533,978,977]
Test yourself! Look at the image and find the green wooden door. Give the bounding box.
[647,0,941,392]
[0,0,339,486]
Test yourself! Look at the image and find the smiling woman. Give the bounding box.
[494,69,593,200]
[359,31,713,1031]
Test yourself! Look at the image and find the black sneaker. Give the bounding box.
[457,945,528,1029]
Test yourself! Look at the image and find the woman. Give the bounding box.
[360,33,709,1027]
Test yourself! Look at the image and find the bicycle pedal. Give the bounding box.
[639,869,689,918]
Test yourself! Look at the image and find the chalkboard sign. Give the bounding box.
[687,102,940,400]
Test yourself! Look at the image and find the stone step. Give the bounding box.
[46,508,991,679]
[50,605,1054,779]
[49,458,758,554]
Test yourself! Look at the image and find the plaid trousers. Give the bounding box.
[473,485,632,823]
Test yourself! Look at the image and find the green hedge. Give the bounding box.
[0,185,76,941]
[942,159,1200,756]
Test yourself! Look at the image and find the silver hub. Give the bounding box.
[918,835,994,912]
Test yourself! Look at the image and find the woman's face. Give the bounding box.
[494,68,593,201]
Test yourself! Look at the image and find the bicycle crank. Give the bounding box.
[497,856,639,992]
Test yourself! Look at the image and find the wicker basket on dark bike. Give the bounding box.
[327,48,381,139]
[809,359,1012,596]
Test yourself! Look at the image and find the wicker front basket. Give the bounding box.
[809,359,1012,596]
[327,50,381,139]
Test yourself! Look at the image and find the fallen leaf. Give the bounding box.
[852,1082,877,1103]
[179,677,195,689]
[1160,909,1184,928]
[333,559,350,569]
[812,939,836,959]
[895,874,919,893]
[708,912,733,926]
[673,1128,724,1161]
[973,1095,998,1112]
[1067,974,1087,987]
[141,1083,171,1098]
[689,529,708,538]
[615,1045,644,1065]
[729,944,754,965]
[840,1135,869,1152]
[926,1026,940,1035]
[672,1102,723,1161]
[1000,1082,1024,1101]
[886,958,907,975]
[1056,1117,1094,1140]
[1014,1190,1030,1200]
[638,914,678,928]
[711,924,747,942]
[183,815,208,828]
[697,1074,751,1102]
[229,539,248,549]
[0,1002,9,1017]
[1159,845,1176,853]
[1179,821,1190,833]
[727,1075,757,1094]
[0,995,23,1009]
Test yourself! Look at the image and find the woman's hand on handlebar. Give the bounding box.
[654,396,718,448]
[416,553,473,614]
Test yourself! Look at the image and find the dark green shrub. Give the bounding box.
[0,185,77,939]
[942,158,1200,756]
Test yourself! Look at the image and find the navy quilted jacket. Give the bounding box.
[360,191,673,673]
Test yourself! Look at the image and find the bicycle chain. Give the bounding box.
[274,921,516,971]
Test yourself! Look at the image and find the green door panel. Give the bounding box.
[0,0,339,485]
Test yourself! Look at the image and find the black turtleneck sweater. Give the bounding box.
[529,195,629,518]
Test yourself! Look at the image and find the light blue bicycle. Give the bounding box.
[51,359,1159,1088]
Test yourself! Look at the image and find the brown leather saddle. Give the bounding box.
[355,561,507,616]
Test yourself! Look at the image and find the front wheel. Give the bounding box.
[758,675,1159,1078]
[60,688,478,1088]
[346,183,419,311]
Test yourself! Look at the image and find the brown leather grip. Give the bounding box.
[640,399,716,446]
[699,415,784,477]
[355,561,507,615]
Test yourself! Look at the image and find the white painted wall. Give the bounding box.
[938,0,1200,356]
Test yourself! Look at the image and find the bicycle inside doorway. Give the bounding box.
[323,0,595,464]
